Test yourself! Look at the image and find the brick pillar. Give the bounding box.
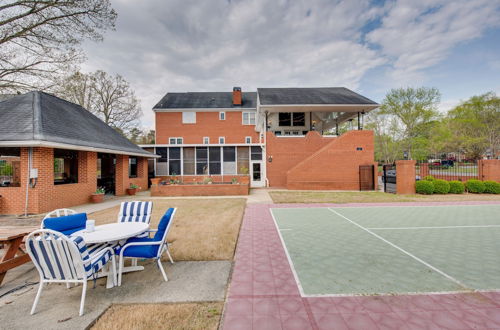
[115,155,129,196]
[479,159,500,181]
[396,160,416,194]
[419,162,429,178]
[31,147,54,213]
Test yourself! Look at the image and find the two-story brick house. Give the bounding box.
[146,87,380,190]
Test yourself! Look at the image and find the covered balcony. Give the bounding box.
[255,87,379,136]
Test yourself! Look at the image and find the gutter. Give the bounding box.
[0,140,159,158]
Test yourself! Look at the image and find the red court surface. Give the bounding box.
[222,202,500,330]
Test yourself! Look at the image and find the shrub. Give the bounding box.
[483,180,500,194]
[416,180,434,194]
[448,181,465,194]
[465,179,485,193]
[424,175,435,181]
[433,179,450,194]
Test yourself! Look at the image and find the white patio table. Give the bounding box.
[72,222,149,288]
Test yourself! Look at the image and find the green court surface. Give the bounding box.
[271,204,500,296]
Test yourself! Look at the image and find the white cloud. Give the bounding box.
[80,0,500,129]
[367,0,500,85]
[82,0,386,128]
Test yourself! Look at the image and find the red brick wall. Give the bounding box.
[266,130,375,190]
[115,155,148,196]
[151,183,249,196]
[155,111,259,144]
[396,160,416,194]
[0,148,149,215]
[153,175,249,184]
[479,159,500,182]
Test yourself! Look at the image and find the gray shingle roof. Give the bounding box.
[0,91,154,157]
[153,92,257,109]
[257,87,378,105]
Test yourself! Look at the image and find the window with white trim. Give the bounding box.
[242,111,256,125]
[245,136,252,144]
[219,137,225,144]
[182,111,196,124]
[219,111,225,120]
[169,137,183,144]
[203,137,210,144]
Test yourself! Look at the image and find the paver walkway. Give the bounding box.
[223,202,500,330]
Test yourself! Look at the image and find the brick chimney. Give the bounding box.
[232,87,242,106]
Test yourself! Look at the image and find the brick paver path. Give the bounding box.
[223,202,500,330]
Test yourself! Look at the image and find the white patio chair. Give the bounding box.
[116,201,171,265]
[26,229,116,316]
[117,208,176,286]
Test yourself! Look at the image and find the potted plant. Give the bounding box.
[126,183,139,195]
[239,166,250,184]
[91,187,105,203]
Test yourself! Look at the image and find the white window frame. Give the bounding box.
[169,137,183,145]
[182,111,196,124]
[242,111,256,125]
[203,137,210,144]
[219,137,225,144]
[219,111,226,120]
[245,136,252,144]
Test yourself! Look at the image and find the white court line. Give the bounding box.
[367,225,500,230]
[327,208,470,290]
[269,209,306,297]
[279,228,293,231]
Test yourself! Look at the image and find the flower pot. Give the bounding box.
[91,193,104,203]
[126,188,137,196]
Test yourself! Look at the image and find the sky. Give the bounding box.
[81,0,500,129]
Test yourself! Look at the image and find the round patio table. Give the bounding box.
[72,222,149,244]
[72,222,149,288]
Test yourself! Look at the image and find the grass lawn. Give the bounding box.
[90,198,246,261]
[91,302,223,330]
[269,191,500,204]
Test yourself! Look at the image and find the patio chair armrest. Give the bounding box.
[119,240,163,257]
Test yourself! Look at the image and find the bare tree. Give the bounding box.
[58,70,142,134]
[0,0,116,91]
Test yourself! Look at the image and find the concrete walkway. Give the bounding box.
[0,259,231,329]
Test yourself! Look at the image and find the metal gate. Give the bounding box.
[359,165,375,191]
[382,164,396,193]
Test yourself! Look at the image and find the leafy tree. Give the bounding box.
[58,70,142,134]
[379,87,441,159]
[129,129,155,144]
[0,0,116,91]
[447,92,500,160]
[365,111,401,163]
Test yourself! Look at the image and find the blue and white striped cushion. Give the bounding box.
[28,234,113,281]
[118,201,152,224]
[89,249,112,274]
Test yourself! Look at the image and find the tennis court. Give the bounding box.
[271,204,500,297]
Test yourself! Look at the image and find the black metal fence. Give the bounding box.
[416,160,479,181]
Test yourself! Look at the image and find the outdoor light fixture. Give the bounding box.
[268,155,273,163]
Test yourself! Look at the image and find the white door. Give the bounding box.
[250,161,265,187]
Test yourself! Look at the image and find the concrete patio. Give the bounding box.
[0,258,231,329]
